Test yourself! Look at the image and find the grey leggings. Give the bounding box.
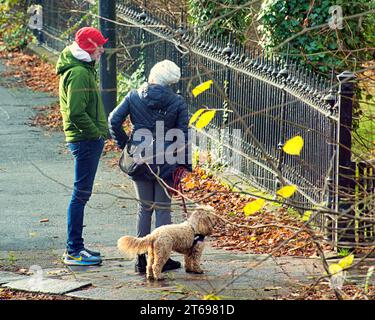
[133,180,172,237]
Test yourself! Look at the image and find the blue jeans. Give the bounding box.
[66,138,104,254]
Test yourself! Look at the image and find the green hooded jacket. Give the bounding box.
[56,47,108,142]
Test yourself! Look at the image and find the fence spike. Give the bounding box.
[253,48,259,69]
[262,52,270,73]
[212,38,219,54]
[277,56,288,79]
[222,36,233,61]
[271,54,278,77]
[208,40,215,53]
[313,76,321,100]
[292,65,299,86]
[204,34,210,50]
[199,35,205,49]
[139,10,147,23]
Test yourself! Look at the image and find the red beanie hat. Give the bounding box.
[75,27,108,54]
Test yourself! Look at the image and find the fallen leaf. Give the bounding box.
[276,185,297,198]
[185,181,195,189]
[302,211,313,222]
[328,263,343,275]
[264,286,282,291]
[338,254,354,269]
[243,199,266,216]
[203,293,221,300]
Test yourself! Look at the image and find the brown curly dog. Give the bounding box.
[117,208,217,280]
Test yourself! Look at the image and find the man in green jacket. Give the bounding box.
[56,27,109,266]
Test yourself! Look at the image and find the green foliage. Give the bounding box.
[0,0,34,51]
[117,59,146,104]
[337,247,351,257]
[257,0,375,73]
[7,251,17,265]
[352,91,375,158]
[60,0,99,40]
[187,0,254,42]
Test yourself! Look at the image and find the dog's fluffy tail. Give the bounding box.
[117,235,152,257]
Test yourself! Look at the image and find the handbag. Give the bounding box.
[118,141,146,176]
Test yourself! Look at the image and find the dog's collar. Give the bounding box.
[192,234,205,247]
[189,225,205,247]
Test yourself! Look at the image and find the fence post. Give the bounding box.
[336,70,356,248]
[176,9,186,95]
[220,36,233,164]
[323,77,337,242]
[222,37,232,127]
[99,0,117,116]
[139,4,147,80]
[276,56,288,192]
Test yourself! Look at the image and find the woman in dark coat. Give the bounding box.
[108,60,191,273]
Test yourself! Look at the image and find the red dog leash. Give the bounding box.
[171,166,188,216]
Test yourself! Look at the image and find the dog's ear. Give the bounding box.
[196,212,216,235]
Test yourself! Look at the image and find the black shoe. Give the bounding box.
[162,258,181,272]
[135,254,147,273]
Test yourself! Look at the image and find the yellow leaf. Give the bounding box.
[181,176,191,183]
[195,110,216,129]
[185,181,195,189]
[276,185,297,198]
[302,210,313,222]
[189,108,207,126]
[243,199,266,216]
[203,294,221,300]
[283,136,304,155]
[338,254,354,269]
[192,80,213,97]
[328,263,343,275]
[250,237,257,241]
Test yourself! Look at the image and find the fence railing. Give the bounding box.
[34,0,374,248]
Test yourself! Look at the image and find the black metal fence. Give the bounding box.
[34,0,374,248]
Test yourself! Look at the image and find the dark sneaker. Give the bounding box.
[63,248,101,258]
[63,250,102,266]
[135,254,147,273]
[83,247,101,257]
[162,258,181,272]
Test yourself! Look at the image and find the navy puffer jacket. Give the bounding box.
[108,83,192,181]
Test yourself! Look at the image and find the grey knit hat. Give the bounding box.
[148,60,181,85]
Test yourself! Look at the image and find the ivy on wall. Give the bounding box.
[257,0,375,73]
[187,0,254,42]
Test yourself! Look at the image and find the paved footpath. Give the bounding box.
[0,59,328,300]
